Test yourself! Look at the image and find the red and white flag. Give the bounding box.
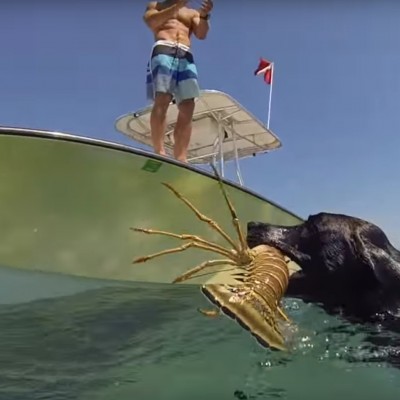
[254,58,273,85]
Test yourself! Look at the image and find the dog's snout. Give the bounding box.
[247,221,265,232]
[246,221,268,248]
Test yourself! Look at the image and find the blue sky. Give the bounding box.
[2,0,400,244]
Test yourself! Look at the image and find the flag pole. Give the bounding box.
[267,62,274,129]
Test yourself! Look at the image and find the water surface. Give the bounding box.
[1,267,400,400]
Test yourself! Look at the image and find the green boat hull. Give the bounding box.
[0,128,303,285]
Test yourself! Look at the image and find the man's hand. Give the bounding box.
[192,0,212,39]
[144,0,188,30]
[199,0,213,17]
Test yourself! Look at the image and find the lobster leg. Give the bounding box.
[133,241,237,264]
[131,227,233,259]
[208,164,249,254]
[197,308,220,317]
[162,182,241,253]
[214,175,248,253]
[277,306,290,322]
[173,259,237,283]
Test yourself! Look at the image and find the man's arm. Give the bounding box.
[192,0,213,40]
[192,13,210,40]
[143,1,186,31]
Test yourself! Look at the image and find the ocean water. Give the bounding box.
[1,267,400,400]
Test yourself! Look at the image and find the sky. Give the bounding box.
[2,0,400,244]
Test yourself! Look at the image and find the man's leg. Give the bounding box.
[173,98,195,163]
[150,92,173,156]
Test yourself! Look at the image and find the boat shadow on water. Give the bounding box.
[1,282,400,399]
[0,283,212,398]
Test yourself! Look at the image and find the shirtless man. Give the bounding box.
[143,0,213,163]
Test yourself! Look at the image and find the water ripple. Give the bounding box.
[1,285,400,399]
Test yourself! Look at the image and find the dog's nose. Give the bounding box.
[246,222,263,248]
[247,221,268,233]
[247,221,261,230]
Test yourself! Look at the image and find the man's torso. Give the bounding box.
[151,2,196,47]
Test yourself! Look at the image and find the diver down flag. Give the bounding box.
[254,58,273,85]
[254,57,274,128]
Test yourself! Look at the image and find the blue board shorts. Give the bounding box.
[146,40,200,105]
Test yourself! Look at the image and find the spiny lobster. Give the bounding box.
[131,168,294,351]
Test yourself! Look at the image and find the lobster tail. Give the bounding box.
[201,244,290,351]
[201,283,287,351]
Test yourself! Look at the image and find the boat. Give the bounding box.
[0,90,303,286]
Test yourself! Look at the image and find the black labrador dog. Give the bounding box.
[247,212,400,322]
[247,212,400,366]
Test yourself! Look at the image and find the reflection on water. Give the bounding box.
[1,269,400,400]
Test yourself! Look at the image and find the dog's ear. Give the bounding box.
[272,242,311,266]
[356,231,400,290]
